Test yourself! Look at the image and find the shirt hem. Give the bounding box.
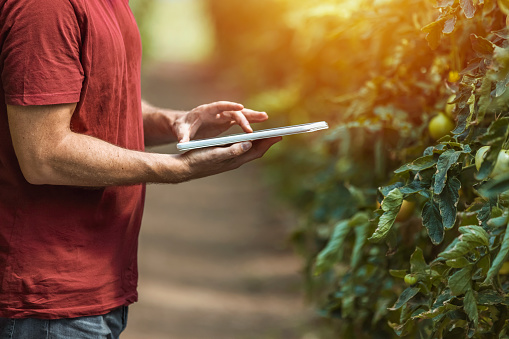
[0,293,138,319]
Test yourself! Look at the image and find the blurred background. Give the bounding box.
[124,0,508,338]
[124,0,322,338]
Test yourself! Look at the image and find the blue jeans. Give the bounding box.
[0,306,128,339]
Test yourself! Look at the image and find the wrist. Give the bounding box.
[150,153,191,184]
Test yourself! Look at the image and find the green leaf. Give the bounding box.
[348,212,370,227]
[477,77,492,123]
[477,199,495,228]
[459,226,490,247]
[439,238,472,260]
[416,303,459,320]
[438,177,461,230]
[464,289,478,327]
[478,289,504,304]
[461,0,476,18]
[433,289,452,311]
[389,319,413,337]
[340,281,355,318]
[400,180,430,195]
[373,296,394,325]
[470,34,494,57]
[390,269,408,278]
[449,265,473,296]
[369,188,403,242]
[478,118,509,146]
[350,215,370,269]
[422,199,445,245]
[434,150,462,195]
[488,214,508,228]
[394,155,437,174]
[485,222,509,284]
[477,254,491,278]
[421,19,444,50]
[452,91,475,136]
[314,220,350,275]
[478,172,509,198]
[410,247,428,274]
[438,237,460,257]
[446,257,471,268]
[379,182,404,197]
[389,287,420,310]
[416,289,455,320]
[452,107,469,136]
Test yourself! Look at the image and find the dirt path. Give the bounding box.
[121,64,315,339]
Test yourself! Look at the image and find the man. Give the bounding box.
[0,0,280,337]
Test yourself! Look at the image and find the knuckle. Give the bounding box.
[230,147,243,158]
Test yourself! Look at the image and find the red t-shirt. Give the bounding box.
[0,0,145,318]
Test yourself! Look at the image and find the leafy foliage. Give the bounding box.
[208,0,509,337]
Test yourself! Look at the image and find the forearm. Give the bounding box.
[7,103,278,188]
[23,131,189,186]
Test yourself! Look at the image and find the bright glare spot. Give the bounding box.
[142,0,214,63]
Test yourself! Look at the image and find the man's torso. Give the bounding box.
[0,0,146,319]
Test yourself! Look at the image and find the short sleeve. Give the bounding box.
[0,0,84,106]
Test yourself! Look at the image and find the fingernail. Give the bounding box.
[241,142,252,151]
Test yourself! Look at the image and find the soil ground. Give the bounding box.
[121,64,319,339]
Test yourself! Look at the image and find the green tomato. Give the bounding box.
[428,112,455,140]
[396,200,415,222]
[475,146,490,171]
[445,94,456,118]
[475,147,509,177]
[492,150,509,177]
[404,274,417,286]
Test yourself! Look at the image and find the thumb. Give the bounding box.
[215,141,252,160]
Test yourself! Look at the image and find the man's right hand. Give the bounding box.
[178,137,282,181]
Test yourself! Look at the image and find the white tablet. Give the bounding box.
[176,121,329,152]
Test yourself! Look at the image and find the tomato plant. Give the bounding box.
[208,0,509,337]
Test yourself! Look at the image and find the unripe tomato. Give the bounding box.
[444,94,456,118]
[404,274,418,286]
[428,112,455,140]
[475,146,490,171]
[492,150,509,177]
[396,200,415,222]
[475,146,509,177]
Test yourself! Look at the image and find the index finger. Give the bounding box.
[222,110,253,133]
[202,101,244,114]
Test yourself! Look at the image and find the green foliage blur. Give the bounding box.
[131,0,214,64]
[208,0,509,337]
